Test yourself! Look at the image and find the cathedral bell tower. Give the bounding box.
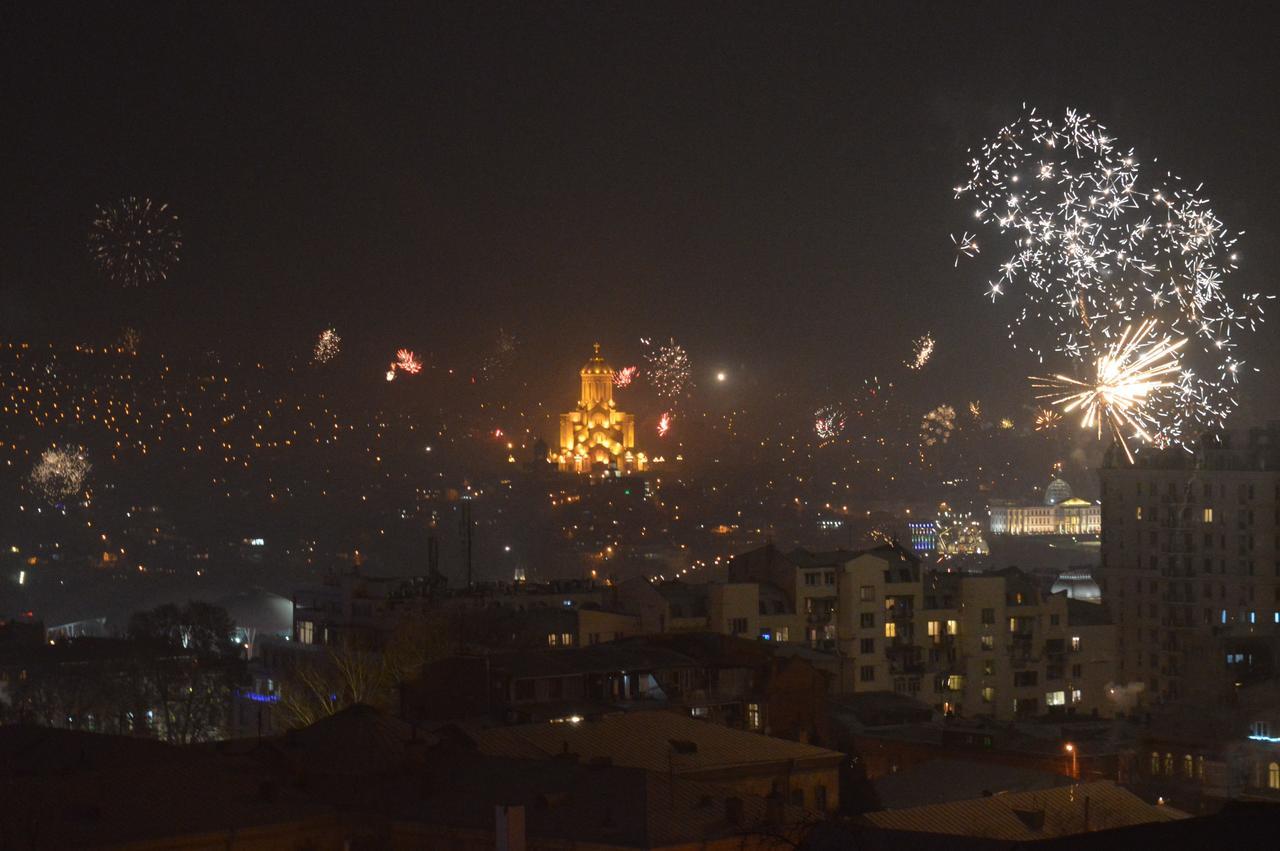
[556,343,645,474]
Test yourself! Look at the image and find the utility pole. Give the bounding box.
[460,500,474,589]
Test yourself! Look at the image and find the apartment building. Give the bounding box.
[1097,425,1280,704]
[728,543,1117,720]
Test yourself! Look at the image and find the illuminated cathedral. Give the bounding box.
[556,343,647,474]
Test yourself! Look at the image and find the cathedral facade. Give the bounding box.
[556,344,647,474]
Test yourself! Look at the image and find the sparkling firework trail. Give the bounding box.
[87,197,182,287]
[906,334,936,371]
[657,411,672,437]
[613,366,638,388]
[955,106,1267,454]
[313,328,341,364]
[30,444,91,504]
[1032,319,1186,463]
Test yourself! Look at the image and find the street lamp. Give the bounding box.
[1064,742,1078,779]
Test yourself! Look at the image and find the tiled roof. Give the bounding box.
[861,780,1183,840]
[469,709,843,775]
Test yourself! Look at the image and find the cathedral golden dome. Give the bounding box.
[581,342,612,375]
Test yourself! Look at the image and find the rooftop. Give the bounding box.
[861,780,1183,840]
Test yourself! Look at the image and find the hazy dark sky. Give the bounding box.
[3,1,1277,419]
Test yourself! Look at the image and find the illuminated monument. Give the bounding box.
[556,344,647,474]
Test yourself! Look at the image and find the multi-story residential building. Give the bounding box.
[1098,425,1280,704]
[727,543,1117,720]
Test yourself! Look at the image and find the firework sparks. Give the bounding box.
[1032,319,1186,462]
[30,444,92,505]
[657,411,673,437]
[951,231,980,266]
[385,348,422,381]
[118,326,141,354]
[814,405,847,441]
[1034,407,1062,431]
[955,106,1267,451]
[313,328,341,364]
[613,366,638,388]
[906,334,936,370]
[642,337,693,402]
[395,349,422,374]
[968,400,982,421]
[87,197,182,287]
[919,405,956,447]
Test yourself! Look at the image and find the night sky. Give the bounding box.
[3,2,1278,422]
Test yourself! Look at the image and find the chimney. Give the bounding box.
[496,804,526,851]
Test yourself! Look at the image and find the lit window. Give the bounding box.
[561,632,573,646]
[1197,755,1205,780]
[1183,755,1194,778]
[1071,689,1082,704]
[927,620,940,637]
[1250,611,1257,624]
[947,674,964,691]
[1203,507,1214,523]
[1136,506,1143,520]
[884,622,897,638]
[981,635,994,651]
[981,686,994,703]
[775,627,789,642]
[296,621,314,644]
[747,702,761,731]
[1009,618,1017,633]
[1071,636,1081,651]
[1046,690,1066,707]
[946,619,958,635]
[547,633,558,647]
[1150,752,1161,775]
[1270,762,1280,790]
[1164,753,1173,775]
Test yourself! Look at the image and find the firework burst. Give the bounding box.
[955,106,1267,455]
[613,366,638,388]
[1032,319,1185,463]
[313,328,341,364]
[87,197,182,287]
[657,411,673,437]
[30,444,92,505]
[1034,407,1062,431]
[386,348,423,381]
[642,337,693,403]
[906,334,936,370]
[919,405,957,448]
[814,404,847,441]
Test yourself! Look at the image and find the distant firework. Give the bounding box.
[386,348,423,381]
[613,366,638,388]
[657,411,672,437]
[906,334,935,370]
[30,444,91,504]
[642,337,693,402]
[814,405,847,441]
[479,328,519,381]
[118,326,141,354]
[967,400,982,421]
[1034,407,1063,431]
[313,328,341,364]
[395,349,422,374]
[919,405,956,447]
[955,106,1267,457]
[1032,319,1185,463]
[87,197,182,287]
[999,417,1014,430]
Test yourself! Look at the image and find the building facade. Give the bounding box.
[989,477,1101,536]
[1097,425,1280,705]
[726,544,1117,720]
